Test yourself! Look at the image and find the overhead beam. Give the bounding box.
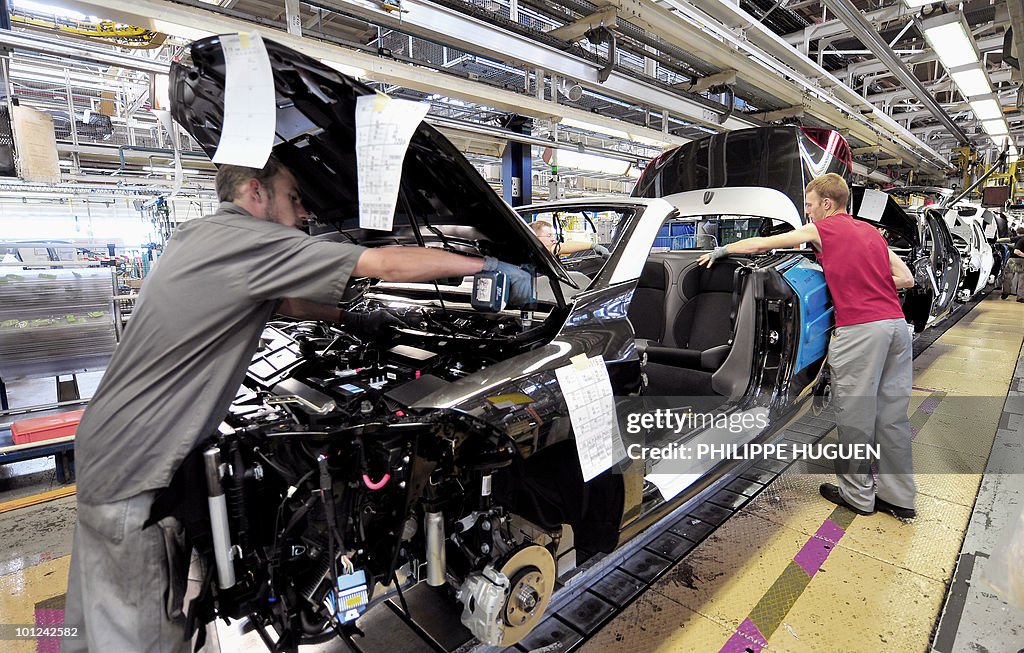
[47,0,692,148]
[751,105,804,122]
[661,0,951,171]
[676,69,737,93]
[839,32,1005,79]
[785,5,906,48]
[821,0,969,145]
[853,145,882,154]
[547,7,617,42]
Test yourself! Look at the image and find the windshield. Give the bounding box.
[652,214,795,251]
[515,205,635,280]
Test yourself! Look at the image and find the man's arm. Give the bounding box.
[555,241,595,255]
[889,249,915,289]
[353,247,486,282]
[277,298,341,321]
[698,223,820,267]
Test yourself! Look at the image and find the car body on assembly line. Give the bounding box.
[632,125,960,334]
[168,35,836,652]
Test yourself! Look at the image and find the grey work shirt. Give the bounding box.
[75,202,365,504]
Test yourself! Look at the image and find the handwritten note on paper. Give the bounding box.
[355,93,429,231]
[212,32,276,168]
[554,354,623,482]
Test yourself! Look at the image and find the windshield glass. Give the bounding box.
[652,214,793,251]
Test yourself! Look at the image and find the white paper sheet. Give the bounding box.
[554,354,623,482]
[857,188,889,222]
[153,109,183,198]
[212,32,276,168]
[355,94,429,231]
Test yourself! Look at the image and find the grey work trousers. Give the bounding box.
[1003,258,1024,297]
[62,491,191,653]
[828,318,916,513]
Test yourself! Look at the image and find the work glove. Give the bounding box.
[339,309,406,338]
[593,243,611,259]
[698,246,730,268]
[482,256,535,307]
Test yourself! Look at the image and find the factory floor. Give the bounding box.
[1,294,1022,653]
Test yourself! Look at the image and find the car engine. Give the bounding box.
[185,301,560,652]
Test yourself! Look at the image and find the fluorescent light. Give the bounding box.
[949,65,992,97]
[981,119,1009,136]
[552,149,633,176]
[968,97,1002,121]
[904,0,936,7]
[561,117,672,148]
[920,16,978,69]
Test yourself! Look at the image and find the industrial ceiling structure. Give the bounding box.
[1,0,1020,195]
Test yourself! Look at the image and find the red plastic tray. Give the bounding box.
[11,410,85,445]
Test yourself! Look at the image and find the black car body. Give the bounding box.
[170,36,834,651]
[632,125,853,213]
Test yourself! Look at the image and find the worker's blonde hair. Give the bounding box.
[805,173,850,208]
[529,220,553,235]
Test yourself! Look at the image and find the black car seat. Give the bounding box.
[628,259,669,349]
[647,259,743,372]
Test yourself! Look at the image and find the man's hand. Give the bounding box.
[339,309,406,338]
[483,256,535,307]
[593,243,611,259]
[697,246,730,268]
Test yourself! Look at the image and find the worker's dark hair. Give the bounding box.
[805,172,850,208]
[215,156,288,203]
[1017,226,1024,236]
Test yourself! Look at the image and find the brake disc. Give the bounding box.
[496,544,556,645]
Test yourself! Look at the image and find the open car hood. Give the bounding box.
[851,186,918,247]
[169,35,568,284]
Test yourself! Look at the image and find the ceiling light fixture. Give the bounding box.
[948,64,993,97]
[981,119,1009,136]
[918,12,979,70]
[968,96,1002,122]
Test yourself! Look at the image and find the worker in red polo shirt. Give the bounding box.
[698,173,918,520]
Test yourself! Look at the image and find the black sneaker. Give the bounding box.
[1003,293,1010,299]
[875,497,916,520]
[1017,297,1024,303]
[819,483,874,515]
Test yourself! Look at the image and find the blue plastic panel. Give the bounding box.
[779,258,833,374]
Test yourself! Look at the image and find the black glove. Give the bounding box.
[339,309,405,338]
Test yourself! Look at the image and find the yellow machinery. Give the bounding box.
[12,14,165,49]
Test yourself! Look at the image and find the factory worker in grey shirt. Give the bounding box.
[62,157,531,653]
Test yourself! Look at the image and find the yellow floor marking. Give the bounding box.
[0,555,71,653]
[581,590,737,653]
[644,511,812,632]
[771,546,946,653]
[0,486,76,515]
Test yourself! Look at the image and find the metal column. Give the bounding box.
[501,115,532,206]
